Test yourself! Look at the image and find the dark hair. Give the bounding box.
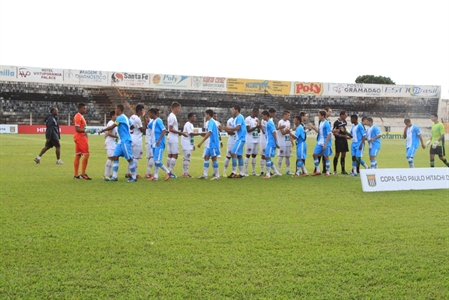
[206,109,214,117]
[367,117,373,123]
[318,110,326,117]
[262,111,269,117]
[78,103,86,109]
[188,112,195,119]
[171,102,181,109]
[109,110,116,118]
[350,115,358,120]
[269,108,276,113]
[116,104,124,112]
[136,104,144,113]
[50,107,57,113]
[324,107,331,112]
[233,105,241,112]
[404,118,411,123]
[283,110,290,115]
[361,116,368,121]
[340,110,347,116]
[252,108,259,112]
[294,115,301,121]
[299,111,307,118]
[431,113,438,118]
[149,108,158,115]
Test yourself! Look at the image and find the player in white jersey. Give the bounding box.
[167,102,188,178]
[129,104,145,178]
[222,116,236,176]
[103,110,118,179]
[181,112,204,177]
[144,113,155,178]
[244,108,261,176]
[277,110,292,174]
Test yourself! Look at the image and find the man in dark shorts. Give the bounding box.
[332,110,350,174]
[34,107,63,164]
[429,113,449,167]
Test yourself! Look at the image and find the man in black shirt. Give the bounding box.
[332,110,350,174]
[34,107,63,164]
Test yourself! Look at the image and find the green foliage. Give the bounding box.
[356,75,396,85]
[1,135,448,298]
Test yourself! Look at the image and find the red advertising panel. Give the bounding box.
[18,125,76,134]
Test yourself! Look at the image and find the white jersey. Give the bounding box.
[227,117,236,144]
[277,119,291,147]
[105,120,117,148]
[146,119,155,148]
[260,119,267,144]
[245,116,260,143]
[167,112,179,144]
[129,114,143,144]
[182,121,195,150]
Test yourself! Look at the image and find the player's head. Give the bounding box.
[404,118,412,127]
[268,108,276,118]
[350,114,358,124]
[294,115,301,126]
[109,110,116,121]
[367,117,373,126]
[50,107,58,115]
[431,113,438,123]
[339,110,347,120]
[171,102,181,114]
[149,108,158,118]
[136,104,144,116]
[324,107,332,117]
[188,112,196,122]
[251,108,259,118]
[261,110,270,121]
[361,116,369,125]
[283,110,290,121]
[205,109,214,120]
[213,112,218,120]
[78,103,86,114]
[299,111,308,122]
[116,104,124,115]
[318,110,326,120]
[232,105,241,117]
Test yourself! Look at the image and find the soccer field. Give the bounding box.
[1,134,448,298]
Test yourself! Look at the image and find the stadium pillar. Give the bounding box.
[104,113,107,126]
[30,112,32,125]
[68,113,70,126]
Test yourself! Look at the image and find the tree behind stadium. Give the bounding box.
[355,75,395,85]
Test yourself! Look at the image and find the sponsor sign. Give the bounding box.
[0,65,17,81]
[16,66,64,83]
[18,125,76,134]
[293,82,323,96]
[383,85,440,98]
[227,78,291,95]
[150,74,192,89]
[324,83,383,97]
[191,76,227,91]
[110,72,150,87]
[0,124,18,134]
[64,69,109,86]
[360,168,449,192]
[380,131,431,139]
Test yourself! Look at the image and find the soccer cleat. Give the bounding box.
[145,174,152,178]
[148,177,158,181]
[103,176,110,181]
[125,173,131,178]
[292,174,301,178]
[211,176,220,181]
[136,175,142,179]
[300,173,309,177]
[262,174,270,179]
[325,173,331,177]
[34,158,41,164]
[341,171,349,175]
[56,160,64,165]
[105,176,118,181]
[252,172,259,176]
[170,173,178,178]
[165,173,171,181]
[127,177,137,182]
[349,173,358,177]
[227,173,236,178]
[235,174,245,178]
[198,175,208,179]
[74,175,81,179]
[332,171,337,175]
[80,174,92,180]
[286,171,291,175]
[311,171,322,176]
[273,172,282,177]
[260,172,264,176]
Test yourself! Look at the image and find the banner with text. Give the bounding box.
[360,168,449,192]
[0,124,18,134]
[292,82,324,96]
[18,125,76,134]
[150,74,192,90]
[324,83,383,97]
[383,85,440,98]
[16,66,64,83]
[0,65,17,81]
[64,69,109,86]
[191,76,227,92]
[110,72,150,87]
[227,78,291,95]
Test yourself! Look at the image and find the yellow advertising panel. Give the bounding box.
[227,78,291,95]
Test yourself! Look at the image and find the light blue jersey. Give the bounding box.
[351,123,365,145]
[265,119,277,147]
[367,125,381,148]
[115,114,132,144]
[233,114,247,142]
[152,118,166,147]
[406,125,421,149]
[207,119,220,149]
[318,120,332,148]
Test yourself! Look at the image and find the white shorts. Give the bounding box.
[226,141,236,157]
[146,146,153,159]
[246,142,259,155]
[132,143,143,159]
[183,148,192,160]
[167,142,179,155]
[106,146,116,158]
[260,142,267,157]
[277,146,292,157]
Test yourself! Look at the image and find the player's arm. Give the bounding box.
[156,129,168,146]
[324,132,332,150]
[99,123,117,134]
[279,126,290,135]
[272,130,280,149]
[308,123,318,133]
[197,131,211,148]
[432,125,445,147]
[403,126,407,139]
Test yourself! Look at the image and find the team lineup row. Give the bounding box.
[34,103,449,181]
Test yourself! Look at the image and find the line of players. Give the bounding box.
[97,102,409,182]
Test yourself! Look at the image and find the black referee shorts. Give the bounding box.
[335,138,349,153]
[45,139,61,148]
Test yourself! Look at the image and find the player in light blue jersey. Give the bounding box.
[147,108,172,181]
[349,115,366,176]
[312,110,332,176]
[219,105,247,178]
[261,111,280,178]
[363,117,382,169]
[197,109,221,180]
[290,113,309,177]
[99,104,137,182]
[403,118,425,168]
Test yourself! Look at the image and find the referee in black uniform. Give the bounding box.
[332,110,350,174]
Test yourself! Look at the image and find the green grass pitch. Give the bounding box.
[1,134,448,298]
